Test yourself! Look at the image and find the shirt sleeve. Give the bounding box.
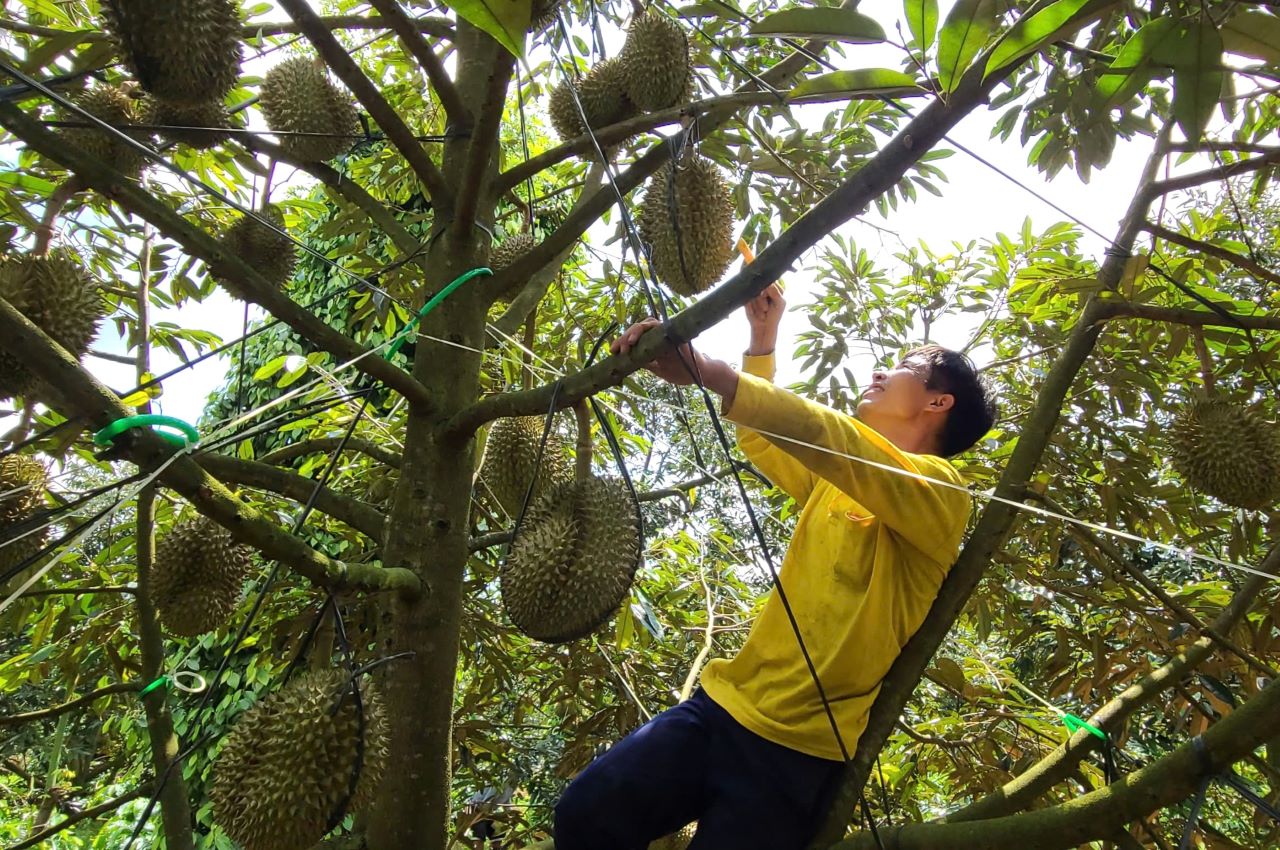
[732,352,817,505]
[724,370,970,563]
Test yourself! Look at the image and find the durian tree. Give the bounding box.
[2,1,1280,850]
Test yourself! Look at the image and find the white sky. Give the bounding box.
[80,2,1231,423]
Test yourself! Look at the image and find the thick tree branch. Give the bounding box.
[16,585,135,597]
[492,92,779,196]
[1090,298,1280,331]
[275,0,452,205]
[0,16,454,41]
[1146,149,1280,198]
[241,134,419,255]
[0,100,431,407]
[364,0,467,123]
[260,436,402,469]
[1141,221,1280,287]
[4,784,150,850]
[197,454,387,540]
[0,297,420,596]
[454,46,516,237]
[834,673,1280,850]
[0,682,138,727]
[950,567,1270,823]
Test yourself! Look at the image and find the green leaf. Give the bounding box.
[749,7,886,43]
[904,0,939,51]
[936,0,999,93]
[1221,10,1280,65]
[1095,17,1178,106]
[789,69,924,102]
[438,0,530,57]
[984,0,1102,78]
[1169,22,1223,144]
[252,355,287,381]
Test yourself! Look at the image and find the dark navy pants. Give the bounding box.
[554,689,844,850]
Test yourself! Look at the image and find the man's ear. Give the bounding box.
[928,392,955,413]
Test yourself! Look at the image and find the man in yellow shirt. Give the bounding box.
[554,284,996,850]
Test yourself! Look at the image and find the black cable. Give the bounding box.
[40,119,459,142]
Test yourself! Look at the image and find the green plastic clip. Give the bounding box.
[138,676,169,698]
[94,414,200,449]
[1062,713,1107,741]
[384,267,493,361]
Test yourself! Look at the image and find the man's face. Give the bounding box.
[856,355,940,425]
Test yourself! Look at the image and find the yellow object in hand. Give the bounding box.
[735,237,784,293]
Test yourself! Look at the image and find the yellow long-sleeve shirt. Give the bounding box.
[700,353,971,760]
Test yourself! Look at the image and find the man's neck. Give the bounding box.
[856,415,941,457]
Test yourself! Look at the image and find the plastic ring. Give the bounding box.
[93,414,200,448]
[170,671,207,694]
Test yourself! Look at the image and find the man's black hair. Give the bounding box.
[904,344,997,458]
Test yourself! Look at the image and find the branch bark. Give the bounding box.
[0,100,431,407]
[260,436,403,469]
[0,682,138,727]
[1146,149,1280,197]
[1090,298,1280,331]
[453,45,516,238]
[0,16,454,41]
[364,0,467,123]
[834,673,1280,850]
[3,784,149,850]
[1140,221,1280,288]
[274,0,452,205]
[0,296,420,596]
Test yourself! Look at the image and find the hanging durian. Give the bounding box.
[530,0,563,31]
[1169,398,1280,510]
[548,59,636,142]
[211,669,388,850]
[260,56,359,162]
[0,252,105,401]
[620,12,691,112]
[141,96,236,149]
[637,150,735,296]
[100,0,243,106]
[152,516,254,636]
[56,85,149,177]
[218,205,298,290]
[479,416,574,517]
[501,474,642,643]
[0,455,49,577]
[490,232,536,272]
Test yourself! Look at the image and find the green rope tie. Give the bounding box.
[93,414,200,449]
[384,267,493,361]
[1061,712,1107,741]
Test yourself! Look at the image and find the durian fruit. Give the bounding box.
[141,96,236,149]
[211,669,389,850]
[490,232,536,272]
[259,56,359,162]
[0,455,49,576]
[501,475,642,643]
[0,252,105,401]
[152,516,254,636]
[620,12,691,112]
[100,0,242,106]
[547,59,636,141]
[530,0,562,31]
[649,824,697,850]
[479,416,574,517]
[56,85,148,177]
[219,205,298,290]
[1168,398,1280,510]
[637,150,735,297]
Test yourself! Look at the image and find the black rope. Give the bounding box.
[1178,736,1214,850]
[40,119,459,142]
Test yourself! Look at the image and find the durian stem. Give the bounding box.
[573,401,592,481]
[33,178,83,256]
[1191,327,1217,396]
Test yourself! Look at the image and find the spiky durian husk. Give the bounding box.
[211,669,389,850]
[152,517,254,636]
[620,12,691,112]
[547,59,635,141]
[490,232,536,271]
[56,85,148,177]
[141,96,235,149]
[101,0,242,105]
[501,475,642,643]
[0,252,104,401]
[530,0,562,31]
[637,151,735,296]
[479,416,574,517]
[260,57,359,162]
[219,205,298,290]
[1169,398,1280,510]
[0,455,49,577]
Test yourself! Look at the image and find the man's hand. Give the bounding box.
[745,282,785,356]
[610,318,740,405]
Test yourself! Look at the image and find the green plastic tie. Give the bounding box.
[138,676,169,698]
[1062,712,1107,741]
[384,267,493,361]
[94,414,200,449]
